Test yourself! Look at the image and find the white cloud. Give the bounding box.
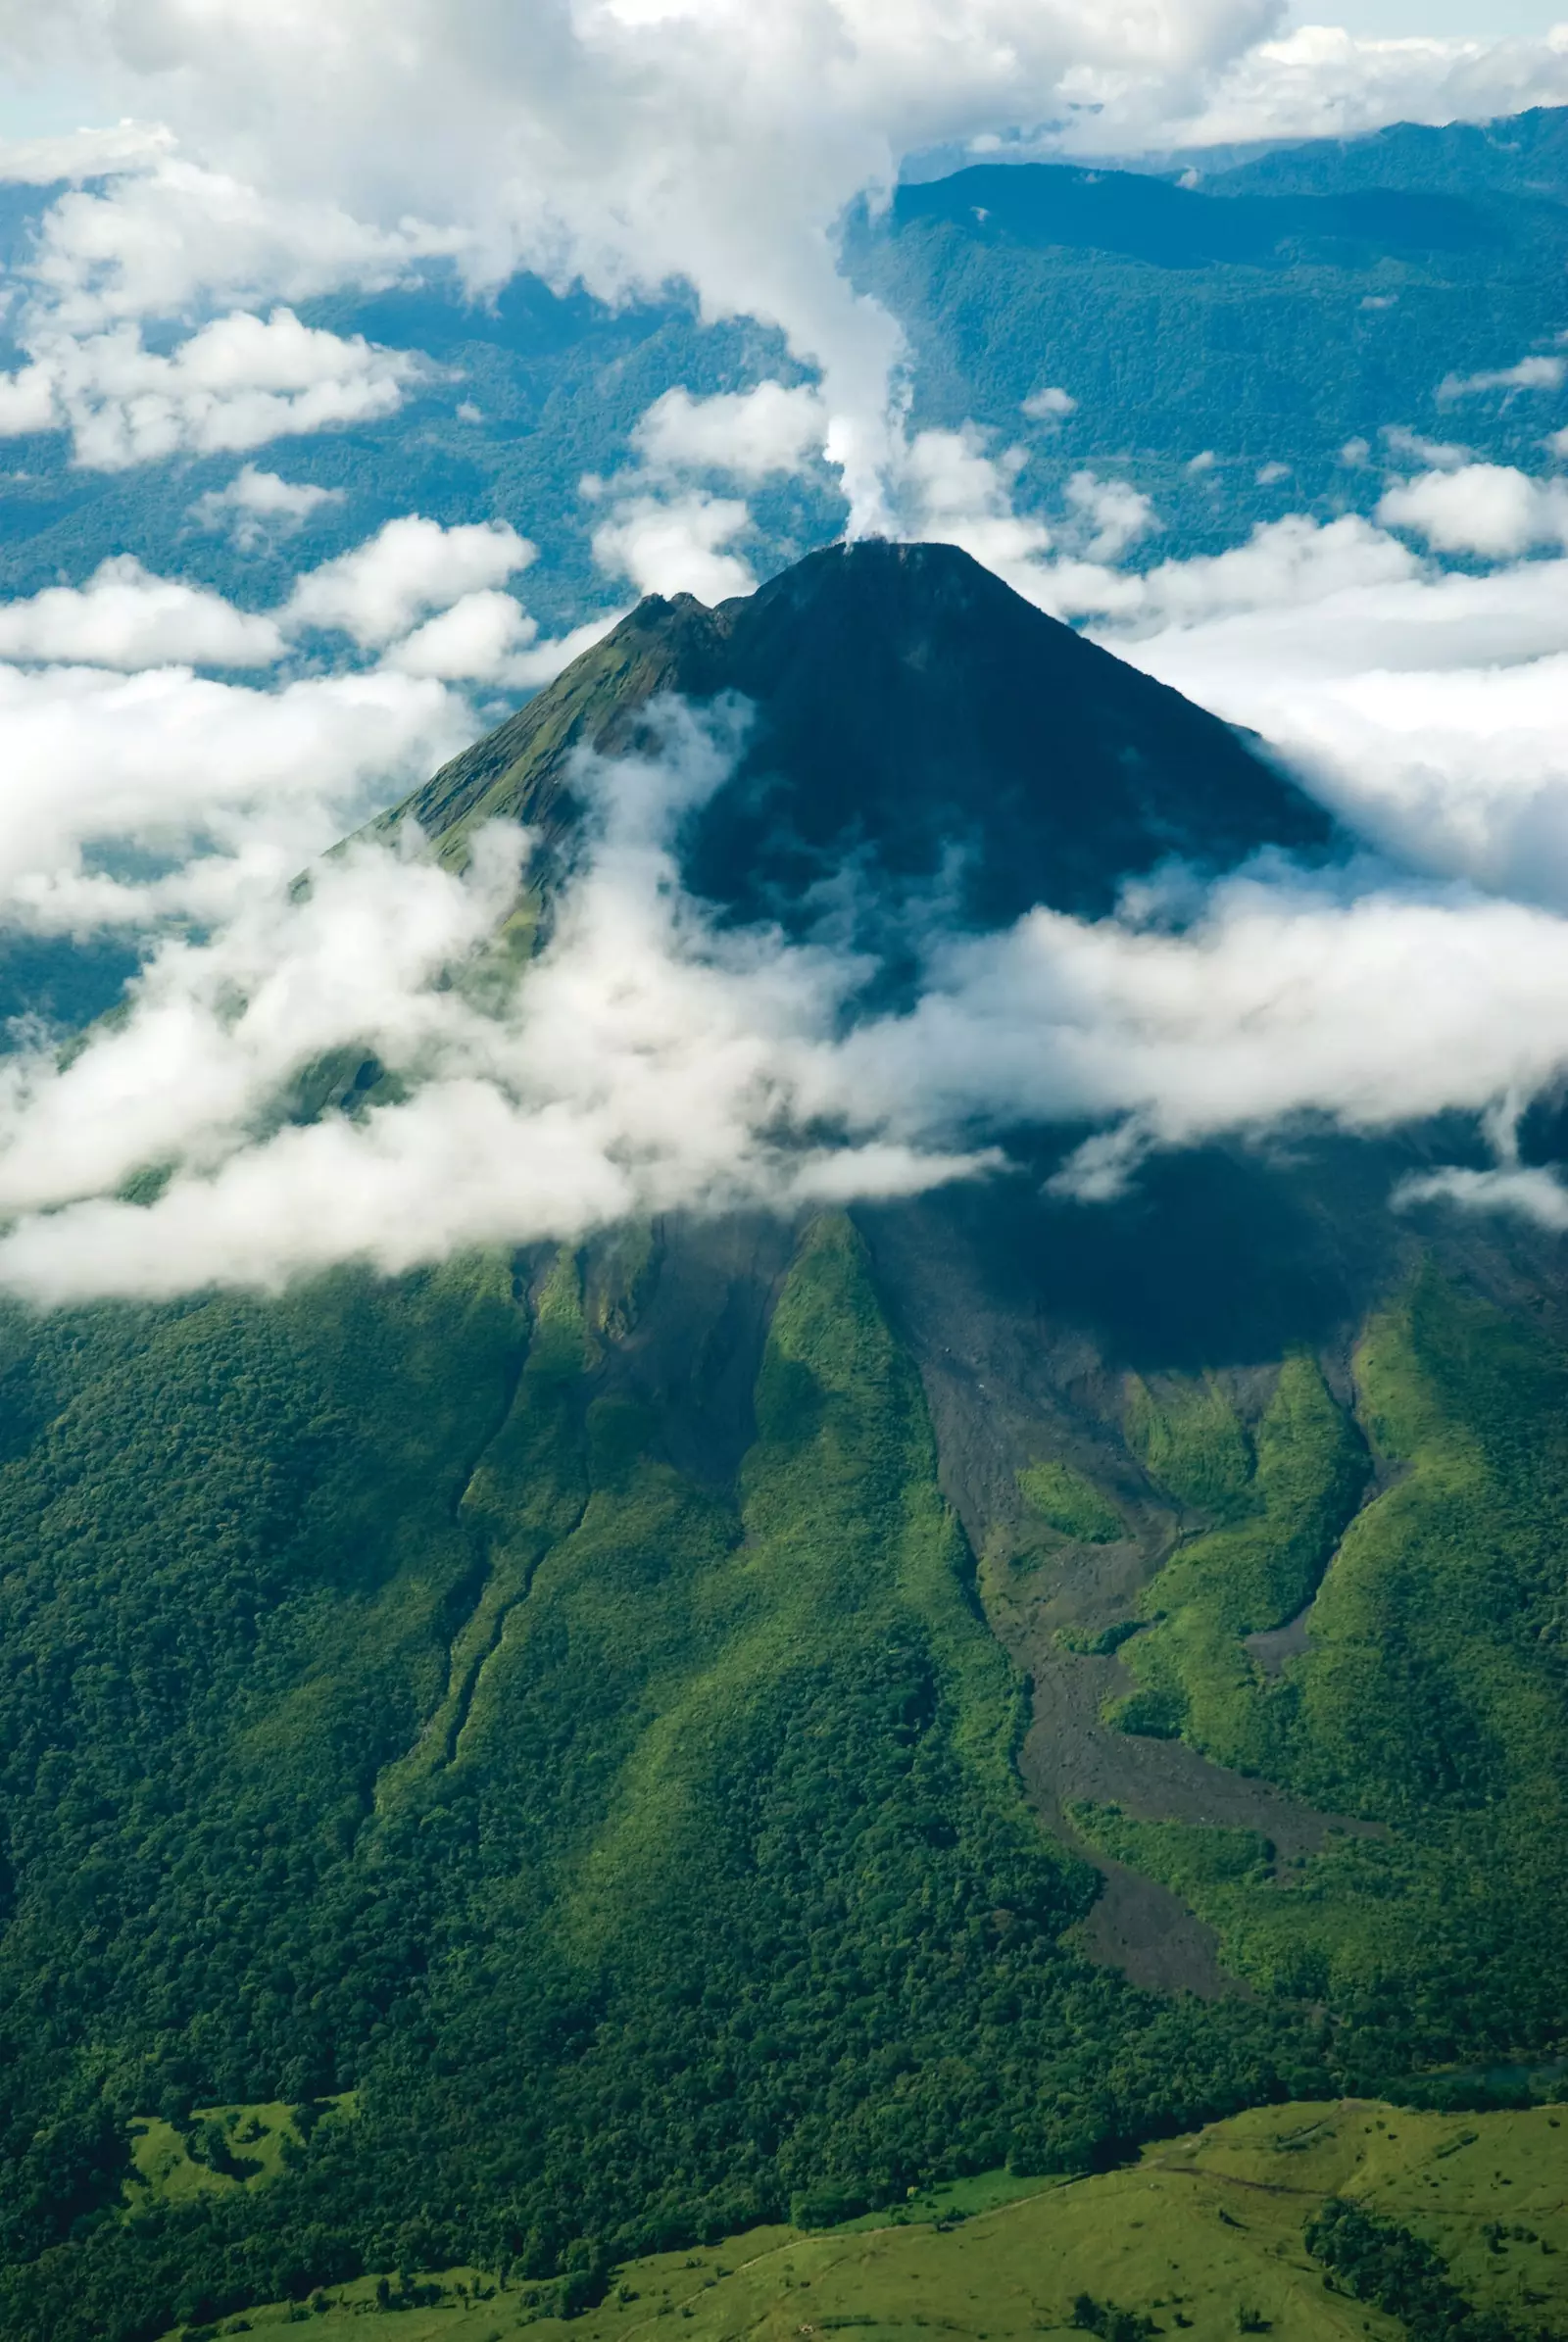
[1064,468,1159,564]
[1117,513,1421,629]
[0,120,172,185]
[1377,464,1568,560]
[0,308,417,468]
[0,556,283,670]
[895,436,1409,630]
[1381,424,1469,472]
[191,463,344,552]
[1022,385,1077,423]
[16,704,1568,1299]
[20,154,462,333]
[0,0,1289,529]
[0,660,468,932]
[895,424,1054,598]
[631,382,829,481]
[1438,354,1567,406]
[1396,1162,1568,1234]
[825,873,1568,1195]
[0,709,988,1296]
[386,591,621,690]
[592,491,756,602]
[1089,24,1568,155]
[285,516,534,648]
[1108,534,1568,910]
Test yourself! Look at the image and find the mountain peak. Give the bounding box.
[392,538,1335,933]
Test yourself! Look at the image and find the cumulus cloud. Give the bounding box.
[386,594,621,690]
[895,424,1052,596]
[0,0,1291,525]
[0,504,604,951]
[1022,386,1077,423]
[284,516,534,649]
[1063,469,1159,564]
[1381,424,1469,472]
[18,155,462,332]
[591,491,757,602]
[14,700,1568,1298]
[1096,24,1568,154]
[0,120,172,185]
[1112,534,1568,911]
[0,557,283,671]
[892,427,1409,628]
[1378,464,1568,559]
[631,382,829,482]
[0,308,417,468]
[1397,1162,1568,1233]
[0,707,986,1296]
[191,464,344,552]
[0,661,468,934]
[1438,354,1568,406]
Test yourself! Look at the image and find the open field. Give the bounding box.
[170,2100,1568,2342]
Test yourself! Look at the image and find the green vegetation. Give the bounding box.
[0,1216,1325,2342]
[1071,1270,1568,2048]
[0,1225,1561,2342]
[1018,1462,1125,1545]
[125,2102,351,2211]
[1108,1358,1365,1764]
[1124,1375,1256,1521]
[1055,1621,1142,1658]
[1304,2197,1523,2342]
[141,2101,1568,2342]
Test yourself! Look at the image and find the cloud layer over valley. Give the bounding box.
[0,2,1565,1293]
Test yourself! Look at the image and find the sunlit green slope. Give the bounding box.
[149,2101,1568,2342]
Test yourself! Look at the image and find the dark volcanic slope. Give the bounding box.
[389,539,1334,932]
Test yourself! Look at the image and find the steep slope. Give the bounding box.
[387,539,1334,935]
[0,543,1567,2342]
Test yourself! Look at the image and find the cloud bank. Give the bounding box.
[4,686,1568,1300]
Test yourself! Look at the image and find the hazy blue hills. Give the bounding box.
[857,131,1568,547]
[893,164,1508,271]
[1212,101,1568,199]
[2,103,1568,615]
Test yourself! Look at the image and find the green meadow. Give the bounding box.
[164,2102,1568,2342]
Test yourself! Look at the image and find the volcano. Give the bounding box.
[388,538,1336,932]
[2,537,1568,2342]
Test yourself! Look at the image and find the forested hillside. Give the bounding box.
[0,1219,1328,2342]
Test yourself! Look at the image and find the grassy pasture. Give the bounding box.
[127,2100,356,2211]
[172,2101,1568,2342]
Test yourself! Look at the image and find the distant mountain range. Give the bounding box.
[4,102,1568,615]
